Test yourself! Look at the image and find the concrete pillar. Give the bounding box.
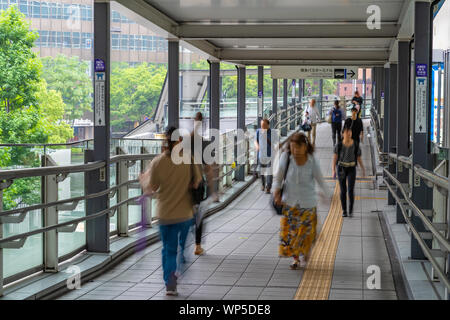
[209,62,220,133]
[257,66,264,127]
[282,79,288,136]
[168,40,179,128]
[388,63,398,205]
[272,79,277,127]
[87,1,111,253]
[319,79,323,119]
[410,1,433,259]
[396,41,410,224]
[236,66,246,181]
[383,66,390,154]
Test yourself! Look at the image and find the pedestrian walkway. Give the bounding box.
[57,121,397,300]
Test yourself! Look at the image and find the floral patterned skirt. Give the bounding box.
[279,206,317,258]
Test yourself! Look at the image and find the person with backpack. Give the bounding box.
[327,100,345,147]
[255,119,278,194]
[273,132,329,269]
[140,126,202,296]
[332,119,366,217]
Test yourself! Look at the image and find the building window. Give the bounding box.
[19,0,29,17]
[72,32,80,49]
[120,34,128,50]
[112,11,121,23]
[63,31,71,48]
[82,33,92,49]
[40,2,48,18]
[31,1,40,18]
[111,34,119,50]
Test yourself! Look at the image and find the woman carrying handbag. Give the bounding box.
[273,132,330,269]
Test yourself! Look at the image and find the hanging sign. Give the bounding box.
[271,66,358,80]
[415,64,427,134]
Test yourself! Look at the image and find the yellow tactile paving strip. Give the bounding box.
[295,182,342,300]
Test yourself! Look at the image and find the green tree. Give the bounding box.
[41,54,93,121]
[110,62,167,132]
[0,5,41,112]
[0,6,74,210]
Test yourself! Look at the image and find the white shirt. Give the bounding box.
[307,105,320,124]
[273,152,329,209]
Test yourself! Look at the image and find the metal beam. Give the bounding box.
[219,49,389,61]
[236,66,246,181]
[178,23,399,39]
[388,63,398,206]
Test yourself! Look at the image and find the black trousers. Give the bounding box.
[195,219,203,245]
[338,166,356,214]
[259,161,273,189]
[331,122,342,146]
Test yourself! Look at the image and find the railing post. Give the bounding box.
[141,147,152,228]
[116,147,129,237]
[42,155,59,272]
[431,161,447,282]
[226,134,232,187]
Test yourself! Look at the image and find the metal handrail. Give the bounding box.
[388,153,448,190]
[0,161,105,181]
[383,168,450,253]
[383,176,450,293]
[0,137,164,148]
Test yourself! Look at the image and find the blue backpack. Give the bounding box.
[332,108,342,123]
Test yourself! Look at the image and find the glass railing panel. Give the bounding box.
[1,145,44,279]
[128,160,141,227]
[109,162,117,233]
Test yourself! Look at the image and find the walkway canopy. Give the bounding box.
[113,0,414,66]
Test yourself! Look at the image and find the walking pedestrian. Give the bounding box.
[332,119,366,218]
[140,126,202,296]
[273,132,329,269]
[327,100,345,147]
[351,91,363,118]
[255,119,279,194]
[306,99,320,146]
[349,106,364,144]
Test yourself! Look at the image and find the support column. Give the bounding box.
[257,66,264,127]
[87,1,110,253]
[383,65,390,154]
[388,63,398,205]
[396,41,410,224]
[236,66,246,181]
[168,40,179,128]
[272,79,277,127]
[319,79,323,119]
[281,79,288,136]
[298,79,304,126]
[363,69,367,115]
[411,1,433,259]
[209,61,220,133]
[290,80,296,130]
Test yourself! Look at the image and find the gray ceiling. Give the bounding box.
[114,0,411,66]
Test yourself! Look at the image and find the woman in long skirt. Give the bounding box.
[273,132,329,269]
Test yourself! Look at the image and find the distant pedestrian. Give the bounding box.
[327,100,345,147]
[273,132,329,269]
[349,106,364,144]
[306,99,320,146]
[332,119,366,218]
[351,91,363,118]
[255,119,279,194]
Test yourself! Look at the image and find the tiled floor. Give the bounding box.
[57,121,398,300]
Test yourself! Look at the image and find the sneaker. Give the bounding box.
[342,211,348,217]
[166,290,178,296]
[299,255,307,268]
[265,187,271,194]
[348,211,353,217]
[194,246,204,255]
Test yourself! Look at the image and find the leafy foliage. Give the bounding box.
[0,5,41,112]
[41,54,93,121]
